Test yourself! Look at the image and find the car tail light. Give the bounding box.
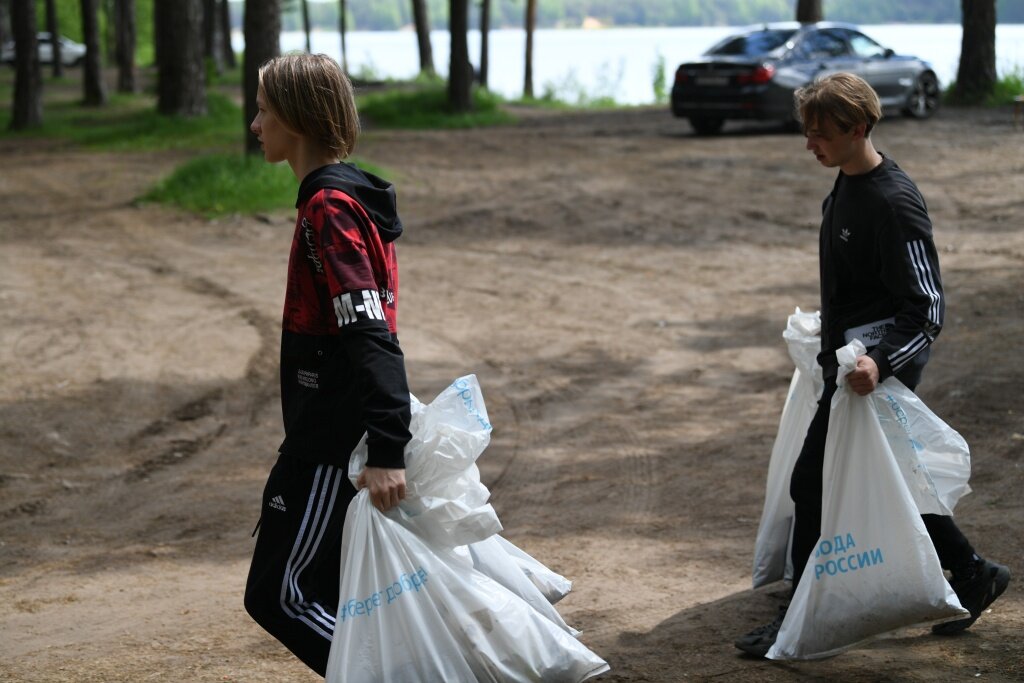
[675,67,690,85]
[737,64,775,84]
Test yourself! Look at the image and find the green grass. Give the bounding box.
[2,90,245,151]
[141,154,389,217]
[943,66,1024,106]
[357,84,515,129]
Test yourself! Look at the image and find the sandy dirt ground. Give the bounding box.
[1,88,1022,682]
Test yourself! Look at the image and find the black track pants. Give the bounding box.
[244,453,357,676]
[789,382,976,594]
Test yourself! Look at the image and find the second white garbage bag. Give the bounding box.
[326,375,609,682]
[752,308,823,588]
[767,341,967,660]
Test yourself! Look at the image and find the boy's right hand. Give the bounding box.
[357,467,407,511]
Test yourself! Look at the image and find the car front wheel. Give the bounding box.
[903,72,940,119]
[689,116,725,135]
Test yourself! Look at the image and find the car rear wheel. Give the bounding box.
[903,72,940,119]
[689,116,725,135]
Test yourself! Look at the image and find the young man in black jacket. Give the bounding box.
[242,53,412,676]
[735,73,1010,658]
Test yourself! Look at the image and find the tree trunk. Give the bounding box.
[10,0,42,129]
[953,0,997,104]
[80,0,107,105]
[796,0,822,23]
[0,0,10,51]
[478,0,489,86]
[219,0,236,68]
[411,0,434,76]
[448,0,471,112]
[338,0,347,73]
[301,0,311,53]
[115,0,136,92]
[523,0,536,98]
[204,0,224,75]
[45,0,62,78]
[244,0,280,154]
[157,0,206,117]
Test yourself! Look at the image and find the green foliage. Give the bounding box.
[141,153,297,216]
[357,85,515,129]
[943,65,1024,107]
[36,0,155,65]
[652,52,667,104]
[142,153,389,216]
[0,89,244,151]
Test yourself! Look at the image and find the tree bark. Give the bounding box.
[44,0,62,78]
[478,0,490,86]
[411,0,434,76]
[338,0,347,73]
[115,0,136,92]
[10,0,43,129]
[219,0,236,68]
[0,0,10,51]
[244,0,281,154]
[796,0,822,23]
[301,0,311,53]
[204,0,224,75]
[523,0,536,98]
[157,0,206,117]
[448,0,471,112]
[80,0,107,106]
[953,0,997,104]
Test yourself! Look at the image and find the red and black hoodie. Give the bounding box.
[278,163,411,470]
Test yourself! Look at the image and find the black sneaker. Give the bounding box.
[932,559,1011,635]
[735,605,787,658]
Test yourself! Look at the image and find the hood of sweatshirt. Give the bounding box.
[296,162,403,243]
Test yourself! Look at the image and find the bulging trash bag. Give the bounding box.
[767,341,966,660]
[752,308,823,588]
[349,375,502,548]
[491,534,573,605]
[872,380,971,517]
[328,375,609,682]
[467,535,577,636]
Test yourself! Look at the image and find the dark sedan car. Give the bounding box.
[670,22,940,135]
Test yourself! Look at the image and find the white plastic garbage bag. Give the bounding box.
[872,380,971,516]
[325,491,609,682]
[491,534,573,605]
[767,341,967,660]
[752,308,823,588]
[327,375,609,682]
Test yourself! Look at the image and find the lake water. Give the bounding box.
[234,24,1024,105]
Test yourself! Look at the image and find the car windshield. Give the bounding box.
[705,29,798,57]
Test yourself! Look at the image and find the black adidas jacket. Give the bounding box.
[818,155,944,390]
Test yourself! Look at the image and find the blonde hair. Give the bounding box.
[258,53,359,158]
[794,72,882,136]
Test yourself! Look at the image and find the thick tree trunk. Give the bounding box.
[479,0,490,86]
[338,0,347,73]
[411,0,434,76]
[796,0,822,23]
[448,0,471,112]
[204,0,224,75]
[115,0,136,93]
[45,0,62,78]
[219,0,236,68]
[10,0,42,129]
[156,0,206,117]
[0,0,10,50]
[80,0,107,106]
[244,0,281,154]
[301,0,311,53]
[953,0,997,104]
[523,0,536,98]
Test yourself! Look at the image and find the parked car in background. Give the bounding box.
[670,22,940,135]
[1,32,87,67]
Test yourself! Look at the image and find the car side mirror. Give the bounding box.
[883,48,895,58]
